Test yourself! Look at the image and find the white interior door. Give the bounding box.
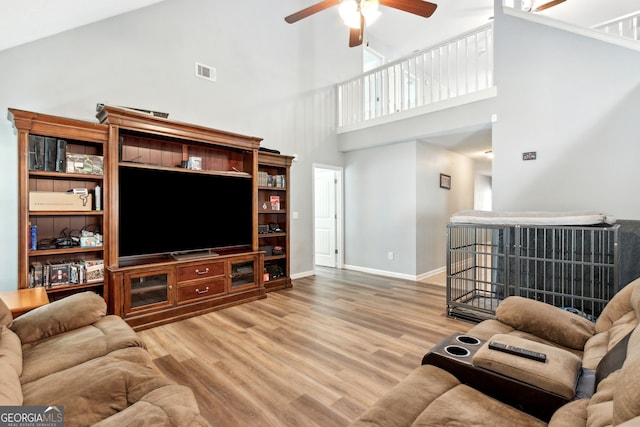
[314,167,337,267]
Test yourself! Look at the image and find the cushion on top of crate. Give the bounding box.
[450,210,616,226]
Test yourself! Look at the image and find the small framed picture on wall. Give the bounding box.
[440,173,451,190]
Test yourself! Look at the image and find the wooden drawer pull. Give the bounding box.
[195,268,209,275]
[195,287,210,294]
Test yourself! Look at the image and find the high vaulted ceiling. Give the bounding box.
[0,0,637,54]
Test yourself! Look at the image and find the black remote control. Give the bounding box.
[488,341,547,363]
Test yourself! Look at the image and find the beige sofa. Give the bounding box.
[0,291,209,427]
[351,278,640,426]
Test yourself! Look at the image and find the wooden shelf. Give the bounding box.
[258,186,287,191]
[10,108,109,296]
[29,246,103,256]
[130,284,167,295]
[259,232,287,238]
[29,170,103,180]
[119,161,252,178]
[46,282,103,294]
[29,210,103,216]
[258,152,294,292]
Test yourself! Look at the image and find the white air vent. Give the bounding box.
[195,62,216,82]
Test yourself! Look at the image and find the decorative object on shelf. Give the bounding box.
[187,156,202,170]
[65,153,104,175]
[270,195,280,210]
[440,173,451,190]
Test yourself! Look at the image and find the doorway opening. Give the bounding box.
[313,165,344,269]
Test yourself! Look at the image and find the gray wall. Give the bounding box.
[344,141,418,276]
[344,140,475,278]
[0,0,354,291]
[416,142,475,275]
[2,1,639,290]
[492,8,640,218]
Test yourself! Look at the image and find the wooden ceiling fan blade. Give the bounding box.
[349,14,365,47]
[285,0,340,23]
[534,0,566,12]
[379,0,438,18]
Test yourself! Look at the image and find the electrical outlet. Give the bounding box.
[388,251,394,260]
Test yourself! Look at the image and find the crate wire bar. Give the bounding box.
[446,223,619,322]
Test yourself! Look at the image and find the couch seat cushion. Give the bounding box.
[22,347,194,427]
[414,384,546,427]
[92,384,210,427]
[20,315,144,384]
[349,364,461,427]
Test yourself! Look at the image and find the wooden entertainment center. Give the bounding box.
[10,105,293,330]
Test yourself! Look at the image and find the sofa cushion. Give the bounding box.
[548,399,588,427]
[11,291,106,345]
[495,296,596,351]
[472,334,582,399]
[0,325,22,375]
[595,277,640,334]
[91,384,210,427]
[0,297,12,328]
[414,384,546,427]
[0,326,22,405]
[612,325,640,425]
[22,347,200,427]
[587,370,617,427]
[20,315,145,384]
[467,320,584,360]
[349,364,461,427]
[583,306,638,370]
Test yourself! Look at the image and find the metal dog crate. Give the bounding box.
[446,223,620,322]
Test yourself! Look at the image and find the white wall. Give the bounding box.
[0,0,357,291]
[474,173,492,210]
[492,9,640,218]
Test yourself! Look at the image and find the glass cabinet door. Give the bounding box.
[229,259,256,291]
[126,269,174,312]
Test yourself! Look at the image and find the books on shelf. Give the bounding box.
[28,135,69,172]
[258,171,286,188]
[29,259,104,288]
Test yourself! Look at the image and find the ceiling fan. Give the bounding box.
[284,0,438,48]
[524,0,567,12]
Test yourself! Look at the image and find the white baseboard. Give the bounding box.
[343,264,418,281]
[416,266,446,282]
[291,270,315,280]
[291,266,446,283]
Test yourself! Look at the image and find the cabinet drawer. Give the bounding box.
[177,278,225,302]
[177,261,225,282]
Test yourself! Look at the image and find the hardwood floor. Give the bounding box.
[137,267,470,426]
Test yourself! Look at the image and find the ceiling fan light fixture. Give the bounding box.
[339,0,361,28]
[361,0,381,25]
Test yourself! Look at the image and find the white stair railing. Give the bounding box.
[337,24,494,128]
[593,11,640,42]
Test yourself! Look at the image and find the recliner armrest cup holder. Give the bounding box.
[456,335,481,346]
[444,345,471,357]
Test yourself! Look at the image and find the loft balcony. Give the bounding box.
[336,6,639,138]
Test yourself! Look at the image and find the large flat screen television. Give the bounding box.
[118,166,253,260]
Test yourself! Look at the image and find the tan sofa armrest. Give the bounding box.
[496,296,596,350]
[11,292,106,345]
